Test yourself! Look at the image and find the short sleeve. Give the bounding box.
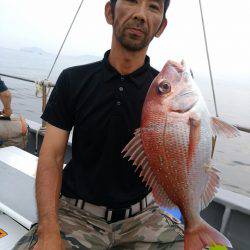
[41,70,74,131]
[0,78,8,93]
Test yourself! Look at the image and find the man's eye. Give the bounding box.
[127,0,137,3]
[149,4,160,11]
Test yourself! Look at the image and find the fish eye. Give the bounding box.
[158,80,171,94]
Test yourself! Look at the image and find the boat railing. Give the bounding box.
[0,72,54,128]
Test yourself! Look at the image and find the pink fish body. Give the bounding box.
[122,60,239,250]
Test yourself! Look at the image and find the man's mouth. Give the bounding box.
[127,27,145,36]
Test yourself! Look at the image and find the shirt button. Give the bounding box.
[119,87,124,92]
[116,101,121,106]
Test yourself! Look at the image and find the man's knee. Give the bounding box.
[0,90,11,99]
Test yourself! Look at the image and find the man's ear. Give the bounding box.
[155,18,168,38]
[105,1,114,25]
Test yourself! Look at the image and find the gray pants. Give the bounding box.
[13,197,184,249]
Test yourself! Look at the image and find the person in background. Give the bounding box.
[0,76,12,120]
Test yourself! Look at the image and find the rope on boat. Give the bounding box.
[199,0,219,118]
[198,0,219,157]
[46,0,85,80]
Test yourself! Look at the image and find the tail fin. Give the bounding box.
[184,220,232,250]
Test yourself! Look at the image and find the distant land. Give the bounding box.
[0,46,100,61]
[0,46,101,82]
[19,46,101,61]
[20,47,49,55]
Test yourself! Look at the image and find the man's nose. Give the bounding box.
[133,6,146,23]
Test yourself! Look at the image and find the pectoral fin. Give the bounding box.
[187,116,201,171]
[211,117,240,138]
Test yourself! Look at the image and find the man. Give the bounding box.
[14,0,184,249]
[0,77,12,120]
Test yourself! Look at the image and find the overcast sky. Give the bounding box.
[0,0,250,76]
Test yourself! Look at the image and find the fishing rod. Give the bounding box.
[0,73,54,87]
[234,125,250,134]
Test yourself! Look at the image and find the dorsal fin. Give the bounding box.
[122,128,149,177]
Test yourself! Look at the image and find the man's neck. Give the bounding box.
[108,38,148,75]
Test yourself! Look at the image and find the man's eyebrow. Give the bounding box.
[149,0,164,6]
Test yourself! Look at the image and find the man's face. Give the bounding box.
[110,0,166,51]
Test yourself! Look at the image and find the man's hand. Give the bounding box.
[33,232,65,250]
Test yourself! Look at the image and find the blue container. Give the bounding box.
[161,207,183,223]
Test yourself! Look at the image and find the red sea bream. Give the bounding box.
[122,60,239,250]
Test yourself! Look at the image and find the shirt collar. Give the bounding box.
[102,50,151,88]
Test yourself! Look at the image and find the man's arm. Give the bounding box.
[35,123,69,247]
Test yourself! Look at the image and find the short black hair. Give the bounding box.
[110,0,170,17]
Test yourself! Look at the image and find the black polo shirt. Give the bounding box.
[41,50,159,208]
